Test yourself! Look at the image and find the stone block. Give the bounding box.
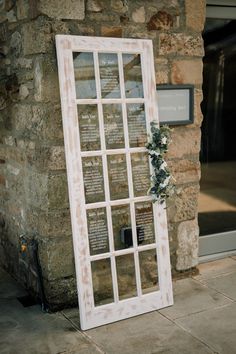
[132,6,145,23]
[22,17,52,55]
[171,60,203,85]
[185,0,206,32]
[48,173,69,210]
[101,26,122,37]
[86,0,103,12]
[111,0,127,13]
[25,170,48,210]
[176,218,199,271]
[47,146,66,170]
[159,33,204,56]
[16,0,29,20]
[147,10,173,31]
[167,127,201,159]
[34,56,60,103]
[156,69,168,84]
[43,276,77,309]
[38,0,85,20]
[38,236,75,281]
[27,209,72,237]
[168,158,201,185]
[168,184,199,223]
[10,31,21,57]
[32,104,64,142]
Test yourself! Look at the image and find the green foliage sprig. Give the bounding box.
[146,122,174,204]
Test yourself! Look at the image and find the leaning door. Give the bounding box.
[56,35,173,330]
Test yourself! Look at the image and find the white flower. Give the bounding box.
[150,150,161,156]
[160,176,171,188]
[161,136,167,145]
[160,161,167,170]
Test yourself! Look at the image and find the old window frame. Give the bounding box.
[56,35,173,330]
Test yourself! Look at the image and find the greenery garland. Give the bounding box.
[146,122,174,204]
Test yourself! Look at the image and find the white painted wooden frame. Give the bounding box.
[56,35,173,330]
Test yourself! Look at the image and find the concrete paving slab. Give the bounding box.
[176,303,236,354]
[203,272,236,301]
[0,268,27,299]
[159,278,231,320]
[0,268,101,354]
[62,307,81,329]
[0,298,101,354]
[86,311,214,354]
[194,257,236,281]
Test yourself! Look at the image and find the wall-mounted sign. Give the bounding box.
[156,85,194,125]
[56,35,173,330]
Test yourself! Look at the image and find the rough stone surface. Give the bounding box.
[167,127,201,159]
[167,184,199,224]
[147,11,173,31]
[101,26,122,37]
[185,0,206,32]
[159,33,204,56]
[86,0,103,12]
[132,6,145,23]
[176,219,199,271]
[22,17,52,55]
[171,60,203,85]
[39,237,75,281]
[168,158,201,185]
[38,0,85,20]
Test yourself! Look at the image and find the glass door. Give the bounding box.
[199,17,236,258]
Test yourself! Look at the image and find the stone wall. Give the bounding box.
[0,0,205,309]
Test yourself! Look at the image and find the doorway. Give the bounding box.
[199,15,236,260]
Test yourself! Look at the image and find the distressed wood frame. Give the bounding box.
[56,35,173,330]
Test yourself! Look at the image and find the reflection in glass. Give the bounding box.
[111,205,132,250]
[135,202,155,245]
[87,208,109,255]
[107,154,129,200]
[78,105,100,151]
[103,104,125,149]
[139,249,159,294]
[116,254,137,300]
[98,53,121,98]
[91,259,114,306]
[127,103,147,147]
[73,52,96,99]
[131,153,150,197]
[82,156,105,203]
[123,53,143,98]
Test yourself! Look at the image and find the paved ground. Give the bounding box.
[1,256,236,354]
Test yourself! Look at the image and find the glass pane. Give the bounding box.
[127,103,147,147]
[73,52,96,99]
[78,105,100,151]
[107,154,129,200]
[123,53,143,98]
[135,202,155,245]
[82,156,105,203]
[103,104,125,149]
[139,249,159,294]
[98,53,121,98]
[87,208,109,255]
[91,259,114,306]
[111,205,132,250]
[131,152,150,197]
[116,254,137,300]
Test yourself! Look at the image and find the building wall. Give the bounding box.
[0,0,205,309]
